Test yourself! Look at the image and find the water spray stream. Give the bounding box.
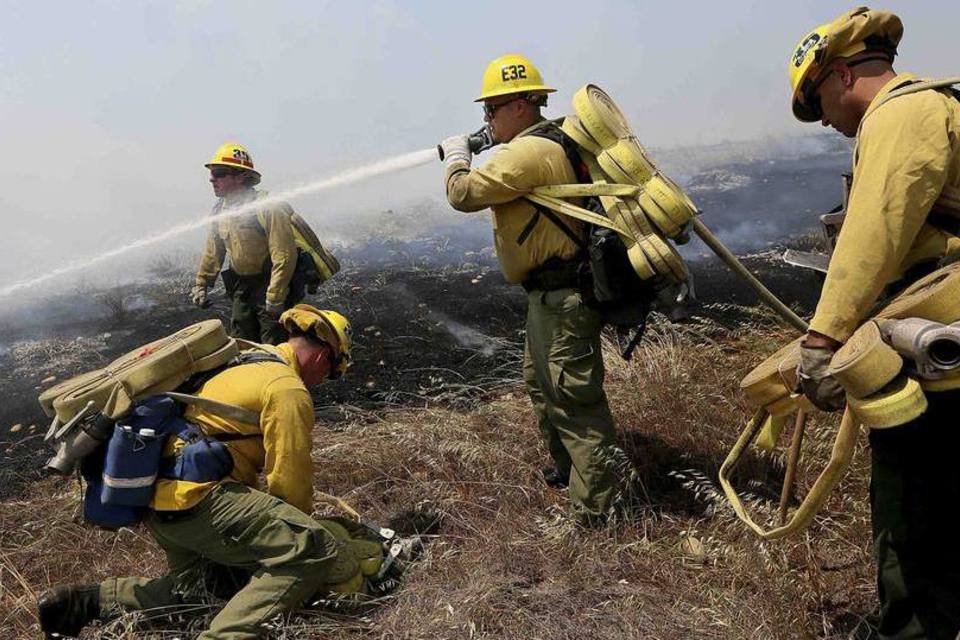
[0,148,437,299]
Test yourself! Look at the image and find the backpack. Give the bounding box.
[514,84,696,291]
[38,320,284,484]
[252,193,340,291]
[39,327,287,529]
[512,86,700,357]
[524,120,656,329]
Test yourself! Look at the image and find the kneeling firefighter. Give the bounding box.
[439,55,636,523]
[192,142,339,345]
[36,306,374,639]
[790,7,960,638]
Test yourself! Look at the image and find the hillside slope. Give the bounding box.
[1,314,877,639]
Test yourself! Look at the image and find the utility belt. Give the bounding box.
[221,251,314,303]
[521,256,585,293]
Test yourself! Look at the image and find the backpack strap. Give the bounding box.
[170,348,287,425]
[515,120,594,247]
[164,392,261,426]
[518,203,588,250]
[861,76,960,122]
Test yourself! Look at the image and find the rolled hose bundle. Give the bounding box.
[876,261,960,323]
[847,376,928,429]
[571,84,633,148]
[827,320,903,398]
[738,337,803,409]
[726,261,960,539]
[39,320,238,423]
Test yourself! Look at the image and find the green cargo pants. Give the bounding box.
[99,483,338,640]
[869,389,960,640]
[223,254,310,345]
[523,287,618,518]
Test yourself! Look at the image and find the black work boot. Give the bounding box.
[541,466,570,489]
[37,584,101,639]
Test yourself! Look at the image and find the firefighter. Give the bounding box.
[192,142,310,345]
[37,306,356,640]
[440,55,621,524]
[791,8,960,638]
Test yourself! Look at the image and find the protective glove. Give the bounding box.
[797,344,846,412]
[191,284,211,309]
[439,134,472,167]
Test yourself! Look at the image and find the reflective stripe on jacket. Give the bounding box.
[445,121,585,284]
[195,188,299,306]
[811,73,960,342]
[151,342,315,514]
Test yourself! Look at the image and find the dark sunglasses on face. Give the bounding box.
[483,97,522,119]
[210,167,239,179]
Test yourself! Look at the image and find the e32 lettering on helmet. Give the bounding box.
[500,64,527,82]
[232,149,252,163]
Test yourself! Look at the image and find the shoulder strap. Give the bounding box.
[164,391,261,426]
[175,348,286,407]
[517,203,588,249]
[862,76,960,122]
[525,118,592,183]
[516,119,594,247]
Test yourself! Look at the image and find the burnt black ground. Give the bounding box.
[0,250,821,499]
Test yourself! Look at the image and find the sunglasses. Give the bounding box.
[210,167,240,179]
[482,97,522,119]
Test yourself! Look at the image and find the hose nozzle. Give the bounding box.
[437,126,497,161]
[878,318,960,378]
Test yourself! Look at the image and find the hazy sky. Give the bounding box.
[0,1,956,288]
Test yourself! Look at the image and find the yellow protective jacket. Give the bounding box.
[195,188,299,307]
[151,342,316,514]
[811,73,960,342]
[445,120,585,284]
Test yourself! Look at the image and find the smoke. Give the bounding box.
[0,149,437,299]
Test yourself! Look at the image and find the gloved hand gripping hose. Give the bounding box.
[436,125,496,161]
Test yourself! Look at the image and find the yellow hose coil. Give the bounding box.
[719,406,859,540]
[645,232,688,283]
[606,137,656,185]
[597,149,639,186]
[571,84,633,148]
[847,376,928,429]
[636,193,683,239]
[626,241,657,280]
[827,320,903,399]
[39,320,237,422]
[560,115,602,156]
[738,337,803,409]
[920,370,960,392]
[756,412,788,451]
[765,392,814,418]
[640,174,698,230]
[876,261,960,323]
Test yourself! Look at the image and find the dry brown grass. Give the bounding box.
[0,316,877,639]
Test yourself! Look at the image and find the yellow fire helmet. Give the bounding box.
[789,6,902,122]
[204,141,262,185]
[279,304,353,378]
[475,54,556,102]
